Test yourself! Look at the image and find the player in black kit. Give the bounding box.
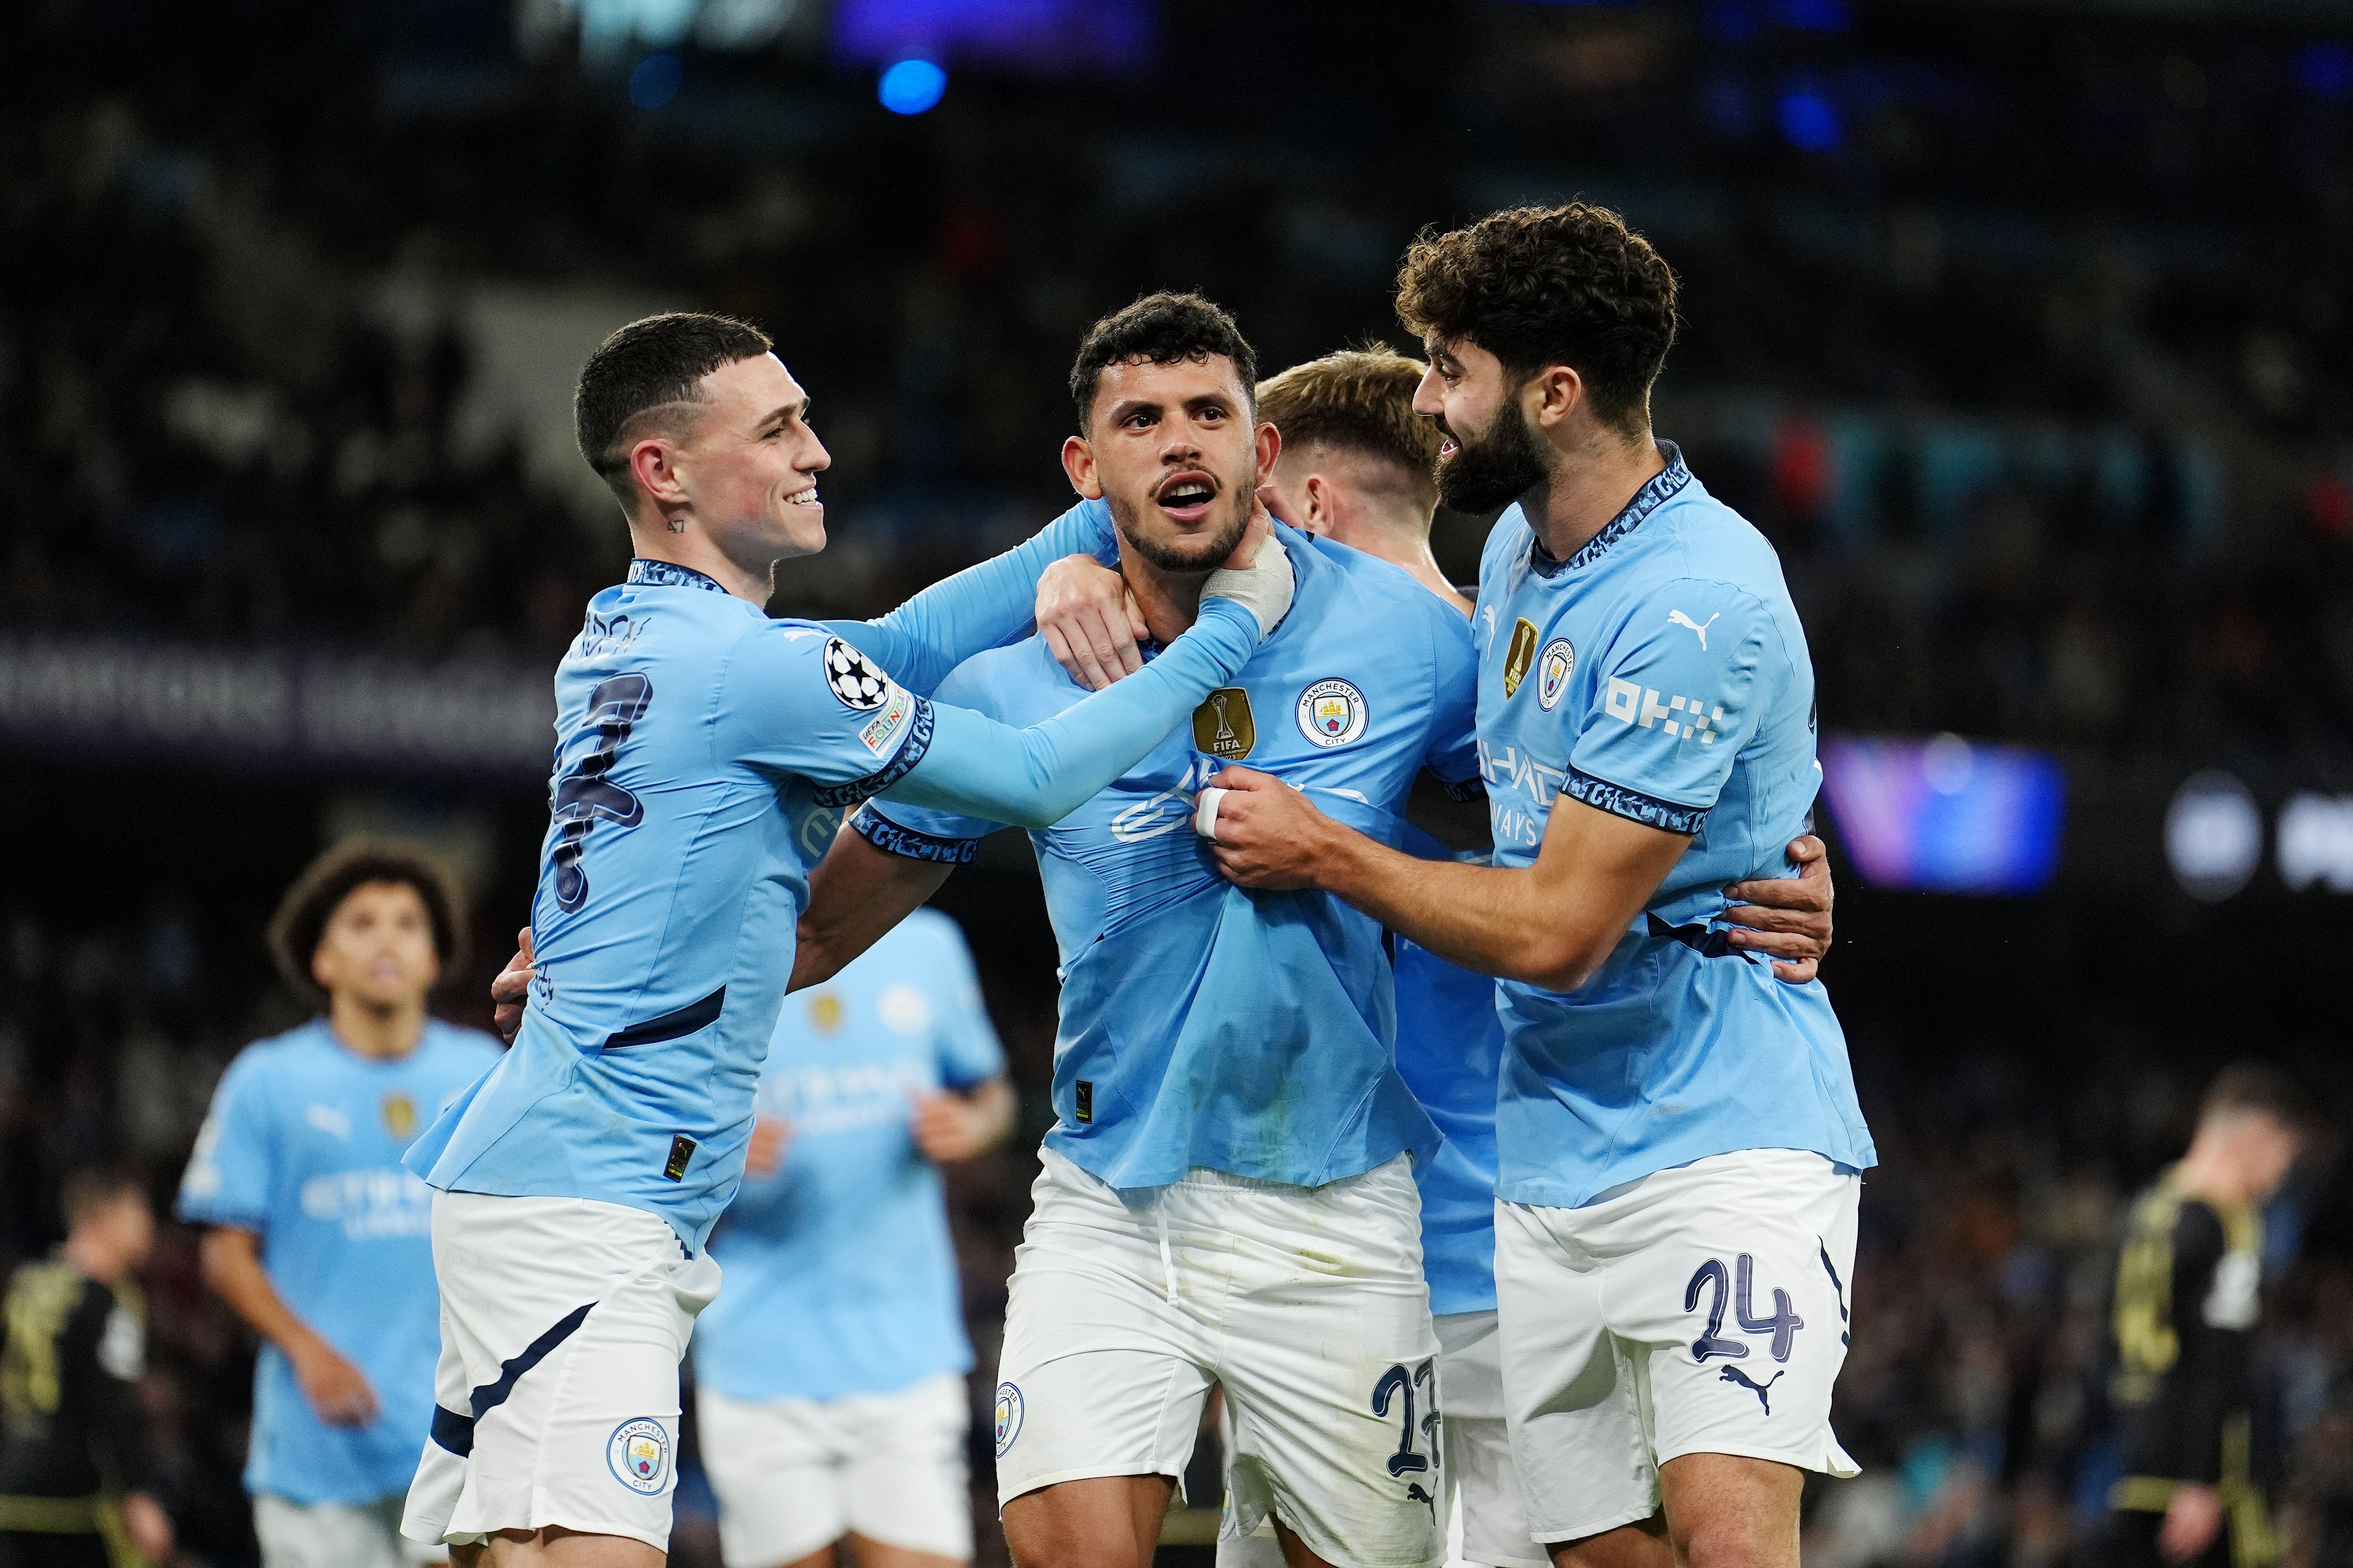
[2104,1066,2312,1568]
[0,1171,173,1568]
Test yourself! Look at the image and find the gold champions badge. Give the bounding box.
[1502,619,1540,698]
[1192,688,1256,760]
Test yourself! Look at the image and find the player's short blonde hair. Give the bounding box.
[1256,347,1443,512]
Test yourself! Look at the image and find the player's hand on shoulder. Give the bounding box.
[1038,554,1144,692]
[290,1334,380,1427]
[1721,834,1834,984]
[1200,766,1330,892]
[744,1114,792,1178]
[489,926,533,1044]
[1201,504,1294,639]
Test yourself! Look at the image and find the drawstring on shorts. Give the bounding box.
[1156,1210,1180,1304]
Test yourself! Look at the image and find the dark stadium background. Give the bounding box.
[6,0,2353,1562]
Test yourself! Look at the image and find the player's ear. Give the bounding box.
[1061,434,1104,499]
[1252,419,1280,487]
[629,436,690,507]
[1303,474,1334,536]
[1529,365,1583,430]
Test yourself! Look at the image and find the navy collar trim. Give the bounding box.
[627,558,731,595]
[1529,441,1691,579]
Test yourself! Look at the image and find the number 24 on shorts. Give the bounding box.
[1683,1254,1805,1363]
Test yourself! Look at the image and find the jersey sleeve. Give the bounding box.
[1563,579,1776,836]
[830,498,1120,695]
[1422,603,1482,798]
[855,654,1015,859]
[176,1054,276,1231]
[926,921,1007,1091]
[719,625,940,808]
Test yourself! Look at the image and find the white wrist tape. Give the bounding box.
[1192,787,1228,841]
[1201,534,1295,638]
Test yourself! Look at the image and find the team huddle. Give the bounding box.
[185,203,1874,1568]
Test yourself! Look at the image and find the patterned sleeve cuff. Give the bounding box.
[1439,774,1487,805]
[852,805,978,864]
[812,698,935,809]
[1560,767,1708,836]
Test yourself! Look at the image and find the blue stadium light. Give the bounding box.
[2295,41,2353,100]
[1771,0,1851,33]
[1777,86,1841,151]
[629,53,683,110]
[879,57,947,115]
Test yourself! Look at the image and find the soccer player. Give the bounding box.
[692,909,1012,1568]
[178,841,499,1568]
[0,1170,173,1568]
[1065,346,1822,1568]
[1204,205,1878,1568]
[2104,1065,2310,1568]
[397,312,1291,1568]
[797,296,1830,1568]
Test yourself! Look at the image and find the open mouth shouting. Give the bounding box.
[1154,470,1219,524]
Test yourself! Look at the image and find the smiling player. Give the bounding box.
[1205,208,1875,1568]
[395,312,1293,1568]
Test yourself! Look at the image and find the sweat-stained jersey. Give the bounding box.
[407,503,1265,1252]
[177,1020,501,1504]
[694,911,1003,1404]
[862,510,1479,1191]
[1471,443,1874,1208]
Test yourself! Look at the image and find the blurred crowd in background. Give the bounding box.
[5,0,2352,1564]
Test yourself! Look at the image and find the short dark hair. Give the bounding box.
[575,312,775,503]
[62,1167,145,1229]
[1395,203,1679,433]
[267,839,466,1005]
[2199,1061,2318,1135]
[1257,347,1443,510]
[1069,292,1258,434]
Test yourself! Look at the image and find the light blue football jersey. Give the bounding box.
[406,508,1265,1252]
[693,910,1002,1403]
[1472,444,1875,1208]
[864,513,1478,1191]
[176,1019,501,1504]
[1391,905,1504,1316]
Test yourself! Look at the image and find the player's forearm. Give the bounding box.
[846,501,1116,692]
[966,1077,1016,1152]
[199,1229,326,1358]
[886,600,1257,828]
[1317,830,1610,990]
[793,829,949,990]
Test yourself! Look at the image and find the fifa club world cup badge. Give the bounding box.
[1192,687,1256,760]
[380,1092,417,1141]
[1502,619,1539,699]
[606,1417,671,1495]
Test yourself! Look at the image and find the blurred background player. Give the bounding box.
[178,842,498,1568]
[690,909,1012,1568]
[0,1170,172,1568]
[2103,1064,2312,1568]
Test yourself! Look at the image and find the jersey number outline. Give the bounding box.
[551,673,654,912]
[1371,1358,1440,1478]
[1684,1254,1805,1363]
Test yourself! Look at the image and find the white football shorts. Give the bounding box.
[1215,1309,1543,1568]
[697,1371,974,1567]
[996,1149,1442,1568]
[1496,1149,1860,1544]
[399,1192,721,1554]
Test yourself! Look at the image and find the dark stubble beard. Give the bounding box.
[1437,398,1551,513]
[1109,483,1254,575]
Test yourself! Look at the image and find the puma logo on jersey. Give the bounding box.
[1668,610,1720,650]
[1719,1365,1784,1414]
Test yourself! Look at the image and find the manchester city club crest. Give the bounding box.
[1295,678,1369,748]
[606,1417,671,1495]
[994,1382,1025,1457]
[1537,638,1574,710]
[1191,687,1256,760]
[1502,618,1539,698]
